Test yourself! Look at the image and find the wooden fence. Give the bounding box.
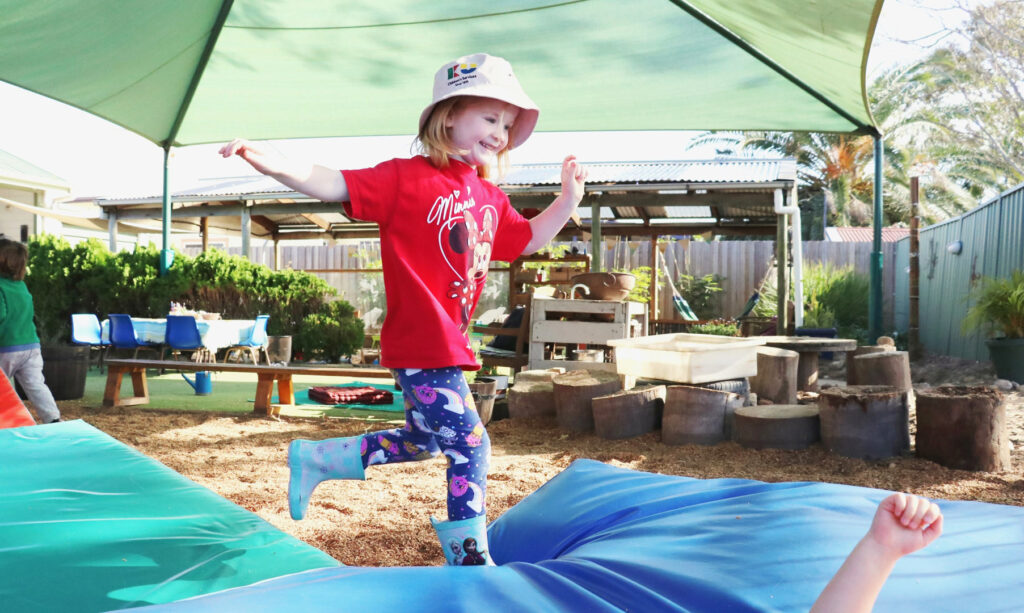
[186,239,898,327]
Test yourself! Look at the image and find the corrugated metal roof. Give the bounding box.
[499,159,796,188]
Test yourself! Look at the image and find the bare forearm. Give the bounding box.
[810,538,899,613]
[523,194,576,254]
[269,163,349,203]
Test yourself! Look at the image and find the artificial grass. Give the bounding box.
[79,367,403,422]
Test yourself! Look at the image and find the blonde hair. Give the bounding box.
[416,96,512,180]
[0,238,28,281]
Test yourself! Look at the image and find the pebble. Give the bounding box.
[994,379,1015,392]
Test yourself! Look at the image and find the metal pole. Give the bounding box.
[590,197,602,272]
[159,146,174,275]
[869,135,884,342]
[776,211,789,334]
[908,176,922,359]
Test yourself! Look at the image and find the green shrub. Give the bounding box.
[295,300,364,362]
[688,320,739,336]
[676,273,725,320]
[962,270,1024,339]
[617,266,651,304]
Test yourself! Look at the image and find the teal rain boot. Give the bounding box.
[431,515,495,566]
[288,436,365,520]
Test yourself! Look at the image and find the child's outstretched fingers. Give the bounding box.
[871,493,943,557]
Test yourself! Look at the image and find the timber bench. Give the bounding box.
[103,359,393,415]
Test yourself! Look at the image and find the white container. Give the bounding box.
[608,333,766,384]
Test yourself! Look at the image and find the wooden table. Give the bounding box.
[760,336,858,392]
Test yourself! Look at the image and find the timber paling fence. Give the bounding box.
[186,240,897,327]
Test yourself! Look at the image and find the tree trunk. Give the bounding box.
[662,385,738,446]
[552,369,622,432]
[916,386,1010,471]
[750,347,799,405]
[733,404,820,450]
[592,385,666,440]
[818,385,909,460]
[852,351,912,392]
[508,380,556,420]
[845,344,895,385]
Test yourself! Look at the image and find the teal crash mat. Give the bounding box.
[0,420,340,612]
[273,381,405,412]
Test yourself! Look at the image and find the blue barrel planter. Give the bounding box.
[795,327,839,360]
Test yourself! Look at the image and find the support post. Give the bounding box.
[159,146,174,275]
[908,176,922,359]
[200,216,209,252]
[775,211,789,334]
[273,238,281,271]
[107,207,117,252]
[590,197,602,272]
[649,235,659,325]
[869,134,884,342]
[240,201,251,260]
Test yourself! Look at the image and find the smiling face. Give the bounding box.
[445,97,520,168]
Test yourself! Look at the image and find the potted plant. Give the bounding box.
[962,270,1024,382]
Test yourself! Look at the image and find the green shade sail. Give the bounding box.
[0,0,883,147]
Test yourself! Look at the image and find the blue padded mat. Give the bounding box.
[125,459,1024,612]
[0,421,340,612]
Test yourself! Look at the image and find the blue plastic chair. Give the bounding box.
[71,313,109,371]
[224,315,270,364]
[108,314,160,359]
[161,315,214,363]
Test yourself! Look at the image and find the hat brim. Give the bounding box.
[419,86,539,149]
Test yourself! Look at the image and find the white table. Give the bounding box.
[101,317,257,352]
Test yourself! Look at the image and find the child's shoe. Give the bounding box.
[431,515,495,566]
[288,436,365,520]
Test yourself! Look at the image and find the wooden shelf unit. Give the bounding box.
[508,253,591,298]
[528,297,647,373]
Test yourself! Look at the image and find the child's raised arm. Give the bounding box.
[522,155,587,254]
[219,138,349,203]
[810,493,943,613]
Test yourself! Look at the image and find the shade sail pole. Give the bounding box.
[159,145,174,275]
[868,134,883,342]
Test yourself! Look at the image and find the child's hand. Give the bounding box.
[867,493,943,558]
[219,138,286,177]
[560,155,587,206]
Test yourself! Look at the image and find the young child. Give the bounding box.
[220,53,586,566]
[0,238,62,424]
[812,492,943,612]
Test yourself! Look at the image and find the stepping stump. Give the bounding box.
[662,385,740,446]
[916,385,1010,471]
[852,351,912,391]
[592,385,666,440]
[508,378,556,420]
[553,369,621,432]
[818,385,909,460]
[750,347,799,405]
[734,404,820,450]
[845,344,895,384]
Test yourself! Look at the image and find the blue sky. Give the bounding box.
[0,0,975,198]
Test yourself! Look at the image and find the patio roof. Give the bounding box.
[93,157,796,241]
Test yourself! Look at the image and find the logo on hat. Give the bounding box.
[447,63,478,81]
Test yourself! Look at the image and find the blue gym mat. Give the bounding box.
[0,421,340,612]
[124,459,1024,612]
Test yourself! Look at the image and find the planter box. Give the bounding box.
[608,333,766,384]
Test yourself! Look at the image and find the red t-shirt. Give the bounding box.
[342,156,532,370]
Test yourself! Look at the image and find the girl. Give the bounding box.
[220,53,586,566]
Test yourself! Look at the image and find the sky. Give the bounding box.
[0,0,976,199]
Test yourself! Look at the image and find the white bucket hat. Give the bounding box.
[419,53,539,149]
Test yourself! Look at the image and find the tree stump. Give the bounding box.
[514,368,565,384]
[552,370,622,432]
[750,347,799,405]
[508,379,556,420]
[852,351,912,392]
[845,345,895,385]
[916,386,1010,471]
[733,404,820,450]
[662,385,738,446]
[818,385,909,460]
[592,385,666,440]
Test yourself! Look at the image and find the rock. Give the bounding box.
[877,336,896,347]
[994,379,1015,392]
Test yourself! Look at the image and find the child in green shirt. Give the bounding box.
[0,238,60,424]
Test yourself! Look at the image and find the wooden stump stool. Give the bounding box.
[734,404,820,450]
[553,369,621,432]
[662,385,738,446]
[818,385,909,460]
[508,372,560,419]
[852,351,912,391]
[750,347,799,404]
[593,385,666,440]
[845,344,895,384]
[916,386,1010,471]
